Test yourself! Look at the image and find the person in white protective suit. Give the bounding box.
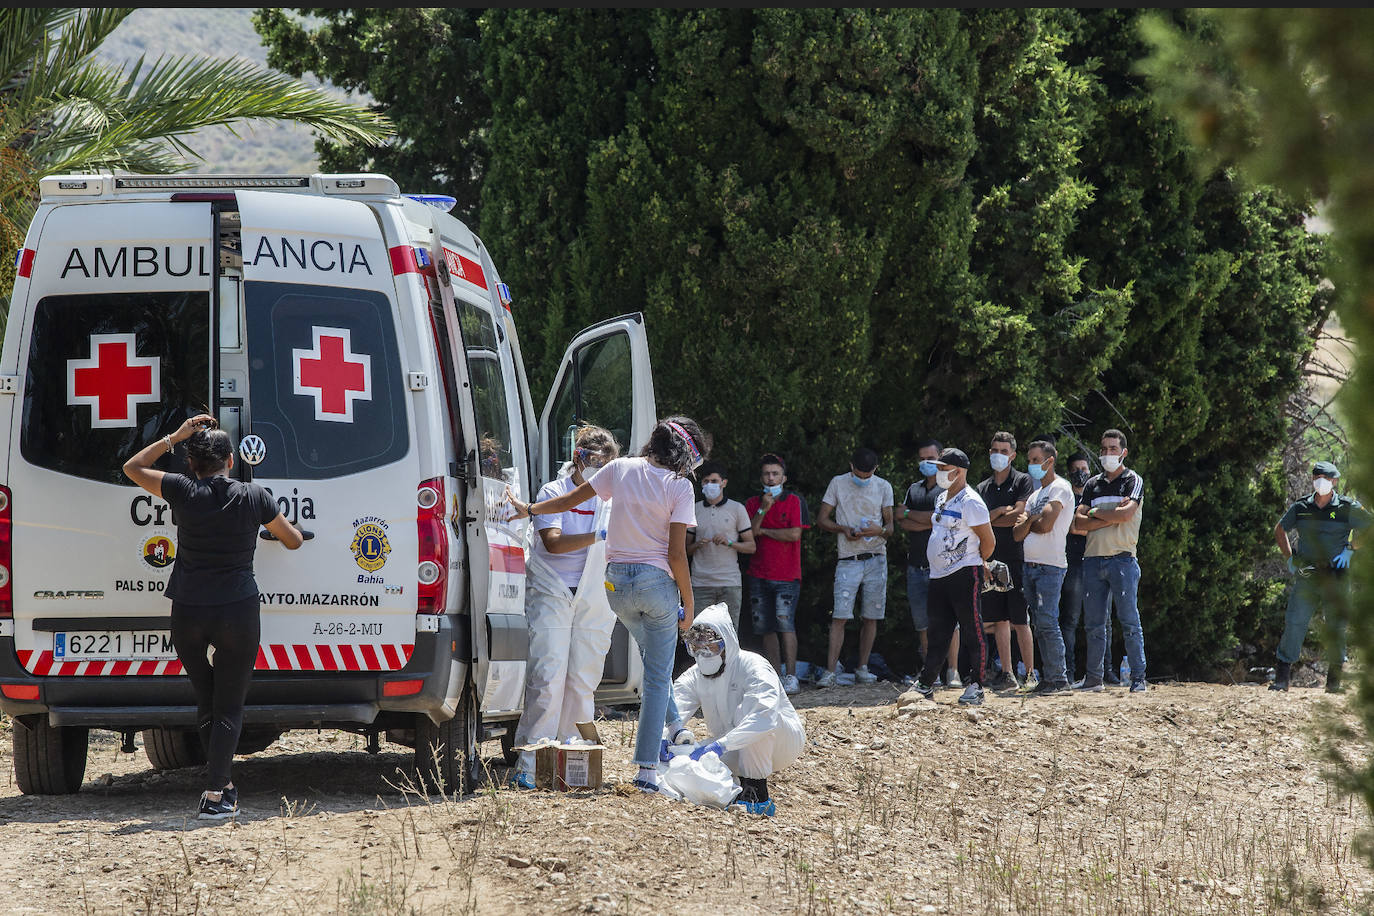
[666,603,806,816]
[511,426,621,789]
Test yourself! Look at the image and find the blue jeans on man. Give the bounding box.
[1082,554,1146,684]
[1023,562,1068,685]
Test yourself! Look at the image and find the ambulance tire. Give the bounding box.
[13,716,88,795]
[141,727,207,772]
[415,686,478,795]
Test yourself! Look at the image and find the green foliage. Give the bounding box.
[1140,4,1374,852]
[260,9,1327,677]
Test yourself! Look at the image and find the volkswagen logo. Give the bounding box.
[239,434,267,466]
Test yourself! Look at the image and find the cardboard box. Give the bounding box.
[516,721,604,791]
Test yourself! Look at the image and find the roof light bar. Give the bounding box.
[115,176,309,190]
[405,194,457,212]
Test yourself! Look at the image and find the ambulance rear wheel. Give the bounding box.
[415,686,477,795]
[13,716,88,795]
[141,727,207,771]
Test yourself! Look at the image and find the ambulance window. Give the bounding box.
[20,292,209,484]
[546,332,633,476]
[455,300,514,482]
[244,281,407,479]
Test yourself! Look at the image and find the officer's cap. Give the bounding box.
[1312,461,1340,479]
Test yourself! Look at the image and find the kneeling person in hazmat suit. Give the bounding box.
[666,603,806,816]
[511,426,621,789]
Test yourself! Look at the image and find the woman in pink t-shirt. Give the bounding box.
[506,416,707,792]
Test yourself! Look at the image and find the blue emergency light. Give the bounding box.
[405,194,457,212]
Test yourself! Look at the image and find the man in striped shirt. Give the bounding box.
[1073,429,1147,693]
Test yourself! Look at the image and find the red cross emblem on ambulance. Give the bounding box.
[66,333,160,428]
[292,326,372,422]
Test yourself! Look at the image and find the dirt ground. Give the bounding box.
[0,679,1371,915]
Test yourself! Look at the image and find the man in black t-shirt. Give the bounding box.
[897,439,958,681]
[976,431,1035,689]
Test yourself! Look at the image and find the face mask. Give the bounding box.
[852,473,872,487]
[1027,463,1047,481]
[919,460,939,478]
[1314,477,1335,496]
[1100,455,1122,473]
[702,482,722,501]
[1069,470,1089,488]
[763,484,783,498]
[936,469,957,489]
[989,453,1011,472]
[694,651,725,676]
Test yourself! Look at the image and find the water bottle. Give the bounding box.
[1120,658,1130,683]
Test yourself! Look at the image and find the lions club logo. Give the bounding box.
[351,522,390,573]
[141,531,176,570]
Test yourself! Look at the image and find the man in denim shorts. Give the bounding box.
[746,453,810,695]
[816,448,894,687]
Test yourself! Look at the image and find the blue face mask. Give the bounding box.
[764,484,783,498]
[852,473,872,487]
[989,453,1011,472]
[918,460,939,478]
[1027,462,1047,481]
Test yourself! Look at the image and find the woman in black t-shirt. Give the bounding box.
[124,414,303,820]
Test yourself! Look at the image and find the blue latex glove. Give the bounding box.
[1334,547,1354,569]
[689,740,725,762]
[659,739,673,763]
[1286,556,1298,575]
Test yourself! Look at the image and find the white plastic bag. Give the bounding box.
[660,752,741,808]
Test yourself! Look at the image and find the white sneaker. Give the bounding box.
[815,668,837,688]
[945,668,963,689]
[855,665,878,685]
[782,674,801,695]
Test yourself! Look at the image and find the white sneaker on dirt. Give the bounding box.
[782,674,801,695]
[815,668,837,688]
[945,668,963,689]
[854,665,878,685]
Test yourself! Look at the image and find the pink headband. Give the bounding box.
[665,421,703,468]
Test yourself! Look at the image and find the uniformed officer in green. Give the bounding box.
[1272,461,1370,693]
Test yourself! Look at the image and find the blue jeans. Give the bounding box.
[1059,557,1083,679]
[1083,555,1146,682]
[1023,562,1068,684]
[906,566,930,632]
[604,562,682,768]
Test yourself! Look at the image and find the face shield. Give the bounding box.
[684,624,726,676]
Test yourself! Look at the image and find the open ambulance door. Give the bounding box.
[538,314,656,697]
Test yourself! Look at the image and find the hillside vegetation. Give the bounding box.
[97,8,335,174]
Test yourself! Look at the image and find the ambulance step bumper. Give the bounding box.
[47,703,380,728]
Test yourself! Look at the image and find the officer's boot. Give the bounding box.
[1326,663,1345,694]
[1269,661,1291,692]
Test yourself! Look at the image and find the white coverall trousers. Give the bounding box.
[514,534,616,773]
[722,717,806,779]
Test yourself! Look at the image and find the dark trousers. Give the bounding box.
[919,565,986,687]
[170,596,260,790]
[1059,555,1084,680]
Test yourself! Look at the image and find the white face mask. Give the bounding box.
[701,482,722,501]
[989,453,1011,472]
[1314,477,1335,496]
[695,652,724,676]
[1100,454,1122,473]
[936,469,957,489]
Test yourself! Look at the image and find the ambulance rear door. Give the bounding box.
[429,230,529,717]
[8,201,214,676]
[236,191,420,677]
[538,314,657,696]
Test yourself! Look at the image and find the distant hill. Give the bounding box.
[97,8,362,175]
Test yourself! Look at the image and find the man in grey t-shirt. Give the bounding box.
[687,461,756,631]
[815,447,894,687]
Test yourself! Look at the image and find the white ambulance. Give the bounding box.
[0,173,656,794]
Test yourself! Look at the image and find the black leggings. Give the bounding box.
[170,596,260,790]
[919,565,987,687]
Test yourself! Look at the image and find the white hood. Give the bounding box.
[673,603,805,753]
